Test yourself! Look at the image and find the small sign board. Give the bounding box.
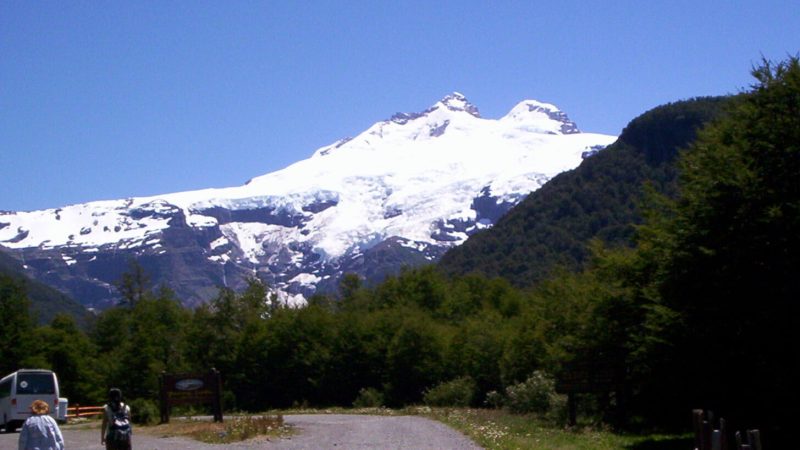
[159,369,223,423]
[555,359,628,427]
[555,360,622,394]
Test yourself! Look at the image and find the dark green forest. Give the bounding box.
[439,95,729,285]
[0,250,91,328]
[1,57,798,445]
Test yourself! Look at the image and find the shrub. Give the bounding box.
[505,371,562,415]
[484,390,504,409]
[221,415,284,442]
[423,377,476,407]
[353,387,385,408]
[192,415,285,444]
[128,398,159,425]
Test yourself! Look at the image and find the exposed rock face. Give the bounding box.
[0,93,615,309]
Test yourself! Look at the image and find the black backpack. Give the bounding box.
[109,403,132,441]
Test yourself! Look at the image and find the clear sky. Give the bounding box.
[2,1,798,212]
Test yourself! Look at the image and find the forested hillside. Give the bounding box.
[439,96,729,285]
[0,249,90,327]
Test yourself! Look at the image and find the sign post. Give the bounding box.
[159,368,223,423]
[555,360,626,427]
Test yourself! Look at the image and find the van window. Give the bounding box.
[0,379,11,398]
[16,373,55,395]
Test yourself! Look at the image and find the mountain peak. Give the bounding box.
[431,92,481,118]
[385,92,480,127]
[502,100,580,134]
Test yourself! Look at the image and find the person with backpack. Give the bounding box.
[101,388,131,450]
[18,399,65,450]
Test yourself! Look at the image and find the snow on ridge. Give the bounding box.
[290,273,322,286]
[0,94,617,266]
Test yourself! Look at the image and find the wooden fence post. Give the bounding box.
[693,409,704,450]
[212,368,223,423]
[746,430,762,450]
[159,371,169,424]
[566,393,577,427]
[704,410,716,450]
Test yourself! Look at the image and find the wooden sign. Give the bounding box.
[555,359,627,427]
[555,360,622,394]
[159,368,223,423]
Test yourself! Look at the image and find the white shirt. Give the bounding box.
[18,414,64,450]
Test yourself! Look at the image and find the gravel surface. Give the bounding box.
[1,414,483,449]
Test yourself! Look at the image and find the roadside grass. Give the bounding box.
[140,414,291,444]
[266,406,690,450]
[411,407,691,450]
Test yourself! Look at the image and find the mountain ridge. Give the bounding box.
[1,93,616,308]
[438,96,731,285]
[0,248,91,327]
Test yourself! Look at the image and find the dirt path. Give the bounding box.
[1,414,483,449]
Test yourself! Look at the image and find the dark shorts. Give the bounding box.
[106,438,132,450]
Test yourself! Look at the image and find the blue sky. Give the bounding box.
[2,1,798,212]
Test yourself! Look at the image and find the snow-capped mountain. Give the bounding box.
[0,93,617,308]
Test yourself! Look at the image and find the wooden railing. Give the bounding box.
[66,404,104,419]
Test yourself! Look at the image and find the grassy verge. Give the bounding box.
[262,406,690,449]
[139,414,291,444]
[411,407,691,450]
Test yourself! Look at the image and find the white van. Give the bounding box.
[0,369,61,432]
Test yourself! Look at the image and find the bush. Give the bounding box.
[353,387,384,408]
[505,371,563,415]
[220,415,284,442]
[423,377,476,407]
[484,390,504,409]
[128,398,159,425]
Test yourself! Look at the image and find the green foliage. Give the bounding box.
[0,274,36,375]
[217,416,285,443]
[34,314,103,403]
[128,397,159,425]
[352,387,385,408]
[445,317,505,402]
[384,312,445,405]
[504,371,562,416]
[97,286,190,400]
[116,259,150,307]
[0,249,90,328]
[186,415,286,444]
[423,377,476,407]
[424,407,692,450]
[629,57,800,437]
[484,390,504,409]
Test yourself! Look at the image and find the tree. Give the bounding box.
[93,264,191,401]
[635,56,800,438]
[34,315,103,403]
[116,259,150,307]
[384,312,444,405]
[0,275,36,375]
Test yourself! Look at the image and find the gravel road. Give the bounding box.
[1,414,483,449]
